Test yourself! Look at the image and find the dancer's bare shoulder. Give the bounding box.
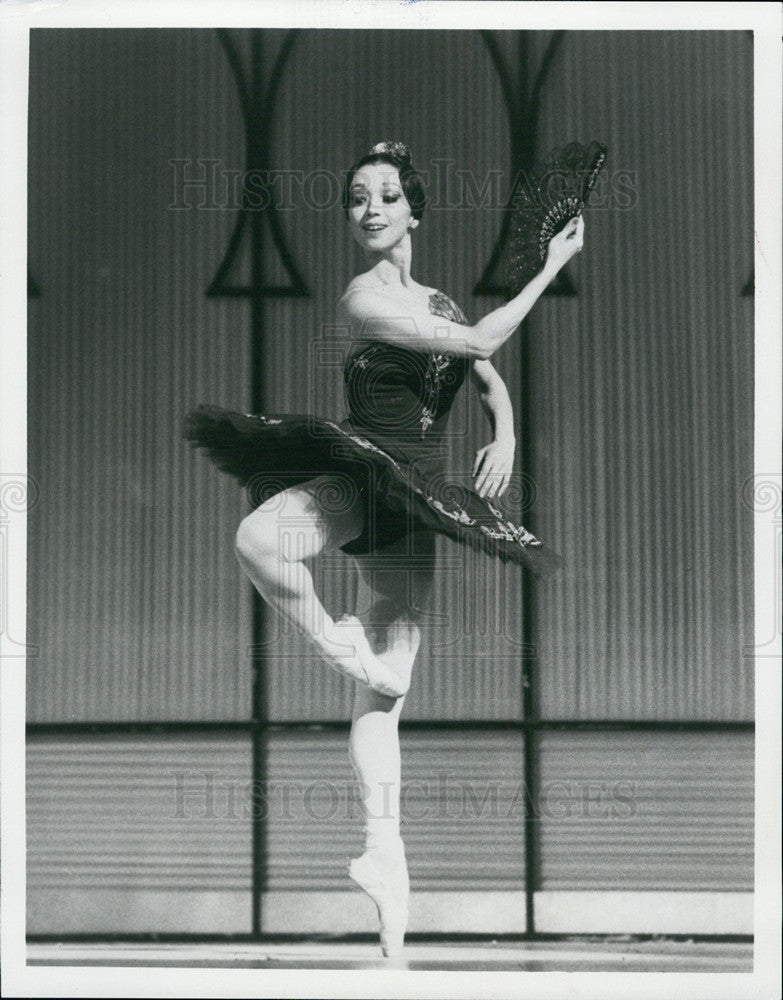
[339,270,436,316]
[336,265,462,351]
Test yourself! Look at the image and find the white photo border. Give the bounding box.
[1,2,780,998]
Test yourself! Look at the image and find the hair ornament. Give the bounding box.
[369,140,412,166]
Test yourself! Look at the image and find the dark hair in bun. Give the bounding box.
[343,140,427,221]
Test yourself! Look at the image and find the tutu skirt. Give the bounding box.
[184,404,561,575]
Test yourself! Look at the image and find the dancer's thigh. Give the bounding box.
[239,474,365,561]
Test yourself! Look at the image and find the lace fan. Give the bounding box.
[503,141,607,295]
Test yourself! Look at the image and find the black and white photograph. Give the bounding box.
[1,1,780,997]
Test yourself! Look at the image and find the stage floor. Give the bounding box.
[27,938,753,972]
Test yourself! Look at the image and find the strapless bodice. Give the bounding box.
[342,289,471,458]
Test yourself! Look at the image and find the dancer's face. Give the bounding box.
[347,162,417,254]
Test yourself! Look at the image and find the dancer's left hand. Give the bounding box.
[473,439,515,499]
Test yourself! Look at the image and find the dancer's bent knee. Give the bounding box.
[234,510,284,569]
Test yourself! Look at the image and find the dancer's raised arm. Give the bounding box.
[338,217,585,359]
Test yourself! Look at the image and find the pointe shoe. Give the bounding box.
[323,615,409,698]
[349,851,410,958]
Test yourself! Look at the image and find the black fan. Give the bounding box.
[503,140,607,296]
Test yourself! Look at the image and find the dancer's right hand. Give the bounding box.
[544,216,585,273]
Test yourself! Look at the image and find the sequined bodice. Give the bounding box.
[343,291,470,457]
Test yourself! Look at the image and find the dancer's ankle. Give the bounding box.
[364,834,406,871]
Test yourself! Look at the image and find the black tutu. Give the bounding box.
[184,290,560,575]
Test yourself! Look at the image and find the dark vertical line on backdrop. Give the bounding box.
[474,31,522,299]
[517,30,566,938]
[259,31,308,299]
[520,30,565,935]
[462,32,484,300]
[476,30,570,297]
[210,30,306,300]
[248,29,268,940]
[493,27,565,938]
[213,26,306,940]
[514,31,539,939]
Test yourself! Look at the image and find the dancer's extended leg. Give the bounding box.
[349,687,408,957]
[233,475,407,697]
[347,532,436,957]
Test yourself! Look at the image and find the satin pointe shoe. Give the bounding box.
[348,850,410,958]
[324,614,409,699]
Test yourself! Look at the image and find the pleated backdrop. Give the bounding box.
[529,31,754,721]
[26,28,753,934]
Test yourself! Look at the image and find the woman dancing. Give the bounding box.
[185,140,586,957]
